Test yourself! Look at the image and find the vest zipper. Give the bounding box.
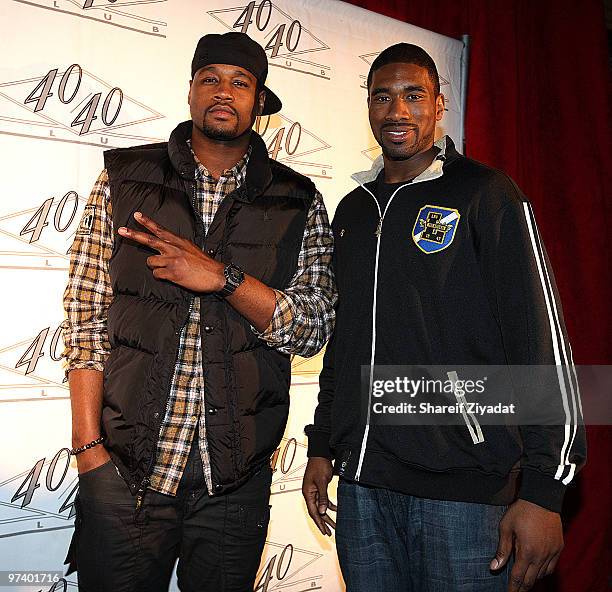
[134,476,149,512]
[134,177,201,513]
[354,181,412,482]
[135,294,195,514]
[220,202,240,480]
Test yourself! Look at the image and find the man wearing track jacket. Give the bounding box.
[302,43,585,592]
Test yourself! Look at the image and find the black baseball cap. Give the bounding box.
[191,32,282,115]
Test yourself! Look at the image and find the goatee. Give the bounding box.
[201,122,241,141]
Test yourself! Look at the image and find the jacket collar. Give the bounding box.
[351,135,459,187]
[168,120,272,204]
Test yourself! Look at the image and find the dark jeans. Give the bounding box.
[336,479,511,592]
[70,440,271,592]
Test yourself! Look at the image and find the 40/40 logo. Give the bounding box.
[254,114,332,180]
[18,191,84,257]
[10,448,77,519]
[0,447,79,539]
[208,1,331,79]
[16,325,65,378]
[0,325,67,403]
[256,541,323,592]
[0,64,164,147]
[255,544,293,592]
[25,64,122,136]
[270,437,297,476]
[270,437,308,495]
[233,1,301,58]
[255,114,301,161]
[0,190,85,270]
[12,0,167,37]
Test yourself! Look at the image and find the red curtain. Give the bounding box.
[344,1,612,590]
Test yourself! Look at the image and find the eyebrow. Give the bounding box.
[371,84,428,95]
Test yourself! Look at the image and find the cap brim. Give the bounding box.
[261,85,282,115]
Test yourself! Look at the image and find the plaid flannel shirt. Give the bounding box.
[62,145,336,496]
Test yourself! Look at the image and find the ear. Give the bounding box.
[257,89,266,115]
[435,94,445,121]
[188,79,193,104]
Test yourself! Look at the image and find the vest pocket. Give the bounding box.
[102,345,155,432]
[226,240,301,290]
[232,348,290,414]
[226,348,290,473]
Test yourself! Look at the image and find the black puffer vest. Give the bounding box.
[102,121,315,498]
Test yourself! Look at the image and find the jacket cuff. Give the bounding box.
[305,428,333,459]
[518,469,567,513]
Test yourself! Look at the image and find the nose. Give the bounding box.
[385,97,411,121]
[213,79,234,102]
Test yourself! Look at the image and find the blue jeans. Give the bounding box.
[336,479,511,592]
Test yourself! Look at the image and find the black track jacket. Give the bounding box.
[306,137,586,513]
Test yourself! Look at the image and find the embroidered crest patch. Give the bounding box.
[76,205,96,236]
[412,205,460,254]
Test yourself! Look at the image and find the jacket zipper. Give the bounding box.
[354,182,412,481]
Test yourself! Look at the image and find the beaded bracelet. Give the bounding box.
[70,435,105,456]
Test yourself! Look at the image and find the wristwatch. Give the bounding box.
[219,263,245,297]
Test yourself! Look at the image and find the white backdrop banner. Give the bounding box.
[0,1,464,590]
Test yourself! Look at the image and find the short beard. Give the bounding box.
[197,100,259,142]
[381,143,414,160]
[379,132,431,161]
[201,120,241,141]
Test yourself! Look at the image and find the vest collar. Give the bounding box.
[168,120,272,204]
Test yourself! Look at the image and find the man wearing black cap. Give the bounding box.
[62,32,336,591]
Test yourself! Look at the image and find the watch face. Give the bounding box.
[226,264,244,285]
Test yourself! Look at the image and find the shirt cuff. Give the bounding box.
[251,289,295,346]
[63,356,106,380]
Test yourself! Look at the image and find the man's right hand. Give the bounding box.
[75,445,111,476]
[302,457,337,536]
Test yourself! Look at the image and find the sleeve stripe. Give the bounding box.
[527,203,582,485]
[522,202,580,484]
